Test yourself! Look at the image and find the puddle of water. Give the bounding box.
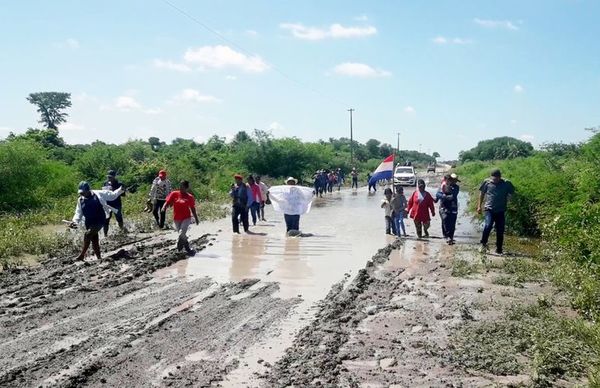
[151,178,480,387]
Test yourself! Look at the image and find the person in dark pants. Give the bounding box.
[102,170,125,235]
[283,177,301,232]
[351,168,358,189]
[230,174,250,234]
[71,181,124,261]
[477,169,515,254]
[247,175,262,226]
[436,173,460,245]
[149,169,171,228]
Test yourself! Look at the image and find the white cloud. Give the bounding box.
[354,14,369,22]
[404,106,416,114]
[510,119,518,125]
[225,75,237,80]
[332,62,391,78]
[432,36,471,45]
[474,18,519,31]
[183,45,269,73]
[115,96,141,111]
[269,121,284,131]
[245,29,259,37]
[519,134,535,141]
[514,84,524,93]
[54,38,80,49]
[280,22,377,40]
[113,95,162,114]
[153,59,192,72]
[170,89,222,104]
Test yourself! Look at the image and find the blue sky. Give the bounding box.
[1,0,599,159]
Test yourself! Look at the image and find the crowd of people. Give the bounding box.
[69,165,513,262]
[379,168,513,253]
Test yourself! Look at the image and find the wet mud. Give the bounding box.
[1,172,570,387]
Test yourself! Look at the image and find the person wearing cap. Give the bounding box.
[71,181,125,261]
[255,176,269,222]
[407,179,435,238]
[102,170,126,235]
[436,173,460,245]
[149,170,172,228]
[230,174,251,233]
[161,180,199,255]
[477,169,515,254]
[283,177,300,232]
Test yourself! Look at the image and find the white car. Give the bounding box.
[393,165,417,186]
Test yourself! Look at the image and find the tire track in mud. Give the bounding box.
[262,239,404,387]
[0,231,301,387]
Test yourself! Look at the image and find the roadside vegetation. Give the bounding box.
[0,92,437,268]
[454,130,600,385]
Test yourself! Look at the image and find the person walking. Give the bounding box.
[437,173,460,245]
[256,176,269,221]
[351,168,358,189]
[149,170,171,229]
[71,181,125,261]
[380,188,397,235]
[477,169,514,254]
[392,186,408,237]
[336,168,344,191]
[102,170,125,235]
[407,179,436,238]
[230,174,250,234]
[247,175,262,226]
[266,177,313,234]
[162,180,199,256]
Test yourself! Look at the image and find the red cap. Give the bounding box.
[158,170,167,177]
[234,174,243,180]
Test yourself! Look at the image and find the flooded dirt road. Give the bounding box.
[2,172,545,387]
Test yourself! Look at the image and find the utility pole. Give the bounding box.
[396,131,401,165]
[347,108,355,165]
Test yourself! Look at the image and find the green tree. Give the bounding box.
[365,139,381,158]
[26,92,72,130]
[432,152,440,159]
[459,137,534,162]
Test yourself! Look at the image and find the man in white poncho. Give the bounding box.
[268,177,314,234]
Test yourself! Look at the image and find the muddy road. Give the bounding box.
[1,173,553,387]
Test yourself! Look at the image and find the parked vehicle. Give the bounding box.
[393,165,417,186]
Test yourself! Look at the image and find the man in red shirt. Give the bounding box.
[162,180,199,255]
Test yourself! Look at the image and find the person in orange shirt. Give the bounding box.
[162,180,199,255]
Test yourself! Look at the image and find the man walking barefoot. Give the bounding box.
[477,169,514,254]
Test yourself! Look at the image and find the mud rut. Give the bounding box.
[1,178,548,387]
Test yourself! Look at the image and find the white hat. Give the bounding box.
[285,176,298,184]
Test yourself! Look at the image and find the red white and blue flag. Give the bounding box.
[368,155,394,185]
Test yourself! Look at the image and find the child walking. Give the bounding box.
[381,188,396,235]
[392,186,408,237]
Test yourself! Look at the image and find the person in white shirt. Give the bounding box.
[256,176,270,222]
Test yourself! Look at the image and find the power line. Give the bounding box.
[160,0,348,108]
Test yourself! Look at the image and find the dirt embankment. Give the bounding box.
[0,233,299,387]
[262,235,586,387]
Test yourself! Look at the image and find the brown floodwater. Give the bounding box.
[151,175,478,386]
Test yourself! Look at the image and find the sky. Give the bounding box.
[1,0,599,160]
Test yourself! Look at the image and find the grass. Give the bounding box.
[451,258,481,278]
[451,302,600,387]
[0,188,228,270]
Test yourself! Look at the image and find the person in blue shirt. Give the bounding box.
[71,181,124,261]
[436,173,460,245]
[230,174,251,233]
